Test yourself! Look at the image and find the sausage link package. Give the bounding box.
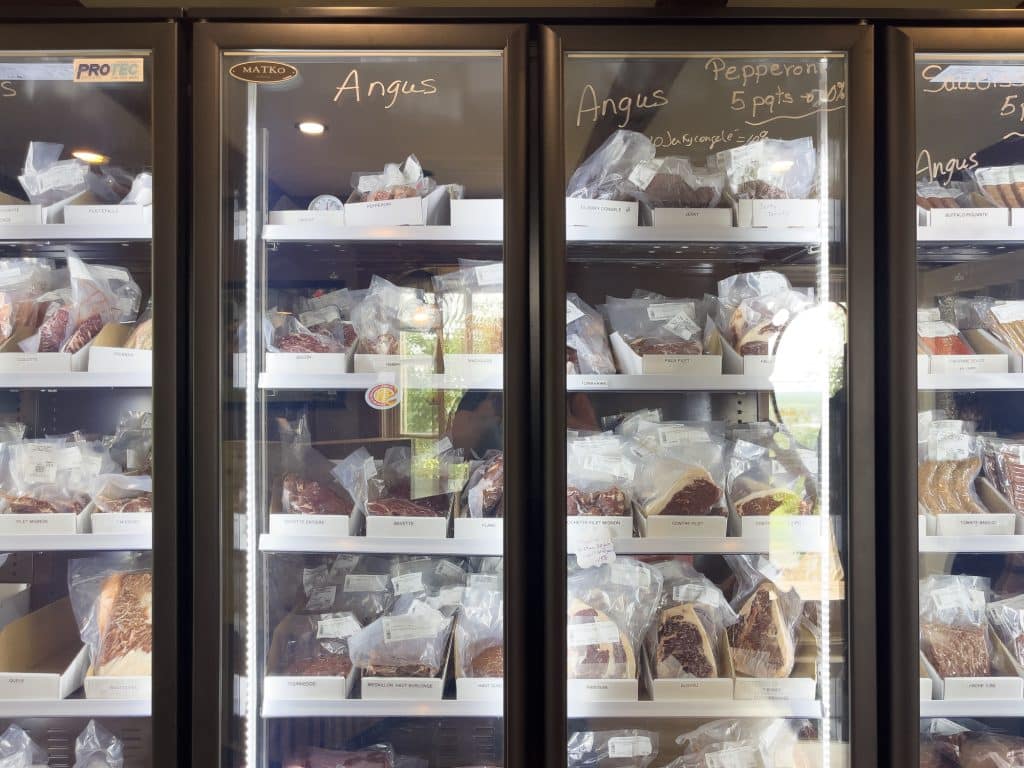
[629,421,727,519]
[351,275,440,356]
[671,718,800,768]
[566,557,662,680]
[71,720,124,768]
[433,260,504,355]
[567,293,616,375]
[646,560,737,679]
[713,137,817,200]
[567,729,659,768]
[983,300,1024,355]
[605,294,703,357]
[919,574,992,679]
[0,724,47,768]
[454,580,503,679]
[918,423,987,517]
[566,130,655,202]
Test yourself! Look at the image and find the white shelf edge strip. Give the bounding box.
[920,534,1024,553]
[1,372,152,389]
[0,224,151,241]
[263,224,501,242]
[920,373,1024,391]
[567,374,777,391]
[0,534,152,552]
[0,699,150,717]
[920,699,1024,717]
[566,227,824,244]
[259,534,501,556]
[918,227,1024,243]
[261,698,501,718]
[567,699,823,719]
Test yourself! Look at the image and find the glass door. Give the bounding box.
[0,21,179,768]
[890,27,1024,766]
[543,25,875,768]
[193,23,526,768]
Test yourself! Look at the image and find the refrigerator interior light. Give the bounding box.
[297,120,326,135]
[71,149,109,164]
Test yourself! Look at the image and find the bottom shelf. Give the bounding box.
[0,698,150,718]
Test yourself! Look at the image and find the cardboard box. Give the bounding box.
[364,513,448,539]
[609,332,720,376]
[344,186,449,227]
[922,635,1024,701]
[450,198,503,234]
[87,323,151,374]
[0,584,29,633]
[87,507,152,536]
[565,197,638,229]
[1012,209,1024,228]
[64,204,150,227]
[0,599,89,700]
[42,189,97,224]
[0,204,41,225]
[267,209,345,227]
[0,503,88,534]
[651,207,733,229]
[735,199,820,229]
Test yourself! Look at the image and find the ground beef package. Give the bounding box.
[920,575,992,679]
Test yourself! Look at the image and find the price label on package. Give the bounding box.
[608,737,653,759]
[574,527,616,569]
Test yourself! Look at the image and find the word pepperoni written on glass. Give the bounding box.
[704,57,847,126]
[332,68,438,109]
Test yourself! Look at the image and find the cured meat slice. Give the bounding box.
[644,467,723,517]
[726,582,795,678]
[655,603,717,678]
[566,486,629,517]
[918,459,985,515]
[733,488,807,517]
[282,474,354,516]
[95,571,153,676]
[365,497,444,517]
[921,621,990,678]
[62,312,103,354]
[567,598,635,679]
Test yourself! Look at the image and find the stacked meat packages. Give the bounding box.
[0,720,125,768]
[921,718,1024,768]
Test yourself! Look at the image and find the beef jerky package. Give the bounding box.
[671,718,798,768]
[347,595,454,678]
[567,293,616,375]
[974,165,1024,208]
[987,594,1024,668]
[264,309,351,354]
[71,721,124,768]
[605,295,703,357]
[630,421,727,519]
[646,560,737,679]
[269,610,360,678]
[995,440,1024,512]
[454,580,504,678]
[566,433,638,517]
[920,574,992,679]
[461,450,504,518]
[351,154,436,202]
[351,275,439,356]
[0,724,47,768]
[277,414,354,517]
[566,129,655,202]
[727,440,812,520]
[433,260,504,355]
[714,137,817,200]
[730,289,812,357]
[105,410,153,475]
[631,156,725,209]
[567,729,658,768]
[285,744,395,768]
[90,474,153,515]
[566,557,662,680]
[724,556,803,679]
[68,552,152,677]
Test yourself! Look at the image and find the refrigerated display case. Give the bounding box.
[542,25,875,768]
[884,26,1024,768]
[0,18,180,768]
[192,22,526,768]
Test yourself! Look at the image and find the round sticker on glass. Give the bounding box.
[365,382,401,410]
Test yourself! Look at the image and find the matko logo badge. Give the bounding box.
[73,58,144,83]
[229,60,298,84]
[365,382,401,411]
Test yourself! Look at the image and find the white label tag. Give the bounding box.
[931,585,969,612]
[15,443,57,484]
[573,527,616,569]
[647,302,693,321]
[566,300,585,326]
[56,446,82,471]
[917,307,941,322]
[704,746,760,768]
[434,559,465,580]
[475,263,503,286]
[305,586,336,612]
[663,312,700,341]
[363,456,378,481]
[609,562,651,589]
[437,586,465,606]
[468,574,500,589]
[391,571,424,596]
[627,160,660,191]
[317,614,361,639]
[607,736,653,759]
[918,321,961,339]
[673,584,706,604]
[657,425,710,447]
[582,454,633,481]
[991,302,1024,324]
[382,613,441,644]
[344,574,389,593]
[567,620,621,647]
[328,554,360,581]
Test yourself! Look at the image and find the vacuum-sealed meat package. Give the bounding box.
[285,745,395,768]
[337,445,461,518]
[461,450,504,518]
[984,300,1024,355]
[434,260,503,355]
[605,294,703,357]
[918,425,986,516]
[919,318,975,355]
[567,557,662,680]
[276,414,355,518]
[71,720,124,768]
[567,729,659,768]
[729,289,811,357]
[724,555,803,678]
[347,595,454,678]
[68,553,152,677]
[91,474,152,515]
[987,593,1024,668]
[566,129,655,202]
[974,165,1024,208]
[270,610,359,678]
[106,410,153,475]
[0,724,47,768]
[566,432,637,517]
[630,421,727,518]
[351,275,440,356]
[672,718,800,768]
[454,580,503,679]
[727,439,813,519]
[350,154,436,202]
[920,574,992,679]
[646,560,736,679]
[0,434,112,515]
[714,137,817,200]
[567,293,615,375]
[632,157,725,209]
[264,306,354,354]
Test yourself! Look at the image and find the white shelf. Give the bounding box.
[263,224,501,242]
[259,533,501,556]
[920,534,1024,553]
[0,698,150,718]
[614,537,827,555]
[567,227,823,244]
[0,223,151,241]
[920,373,1024,391]
[918,227,1024,243]
[258,371,501,391]
[568,374,776,392]
[261,698,501,718]
[568,699,823,719]
[920,699,1024,718]
[0,533,151,552]
[1,372,151,389]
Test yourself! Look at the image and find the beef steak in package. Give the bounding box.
[433,260,503,355]
[567,729,659,768]
[264,306,355,354]
[646,560,737,679]
[632,156,726,209]
[920,574,992,679]
[919,718,967,768]
[0,724,47,768]
[461,450,504,518]
[68,553,152,677]
[629,421,727,519]
[454,579,504,678]
[605,294,704,357]
[285,744,395,768]
[713,137,817,200]
[336,444,461,519]
[303,555,395,625]
[566,557,662,680]
[0,258,55,344]
[727,439,813,520]
[671,718,800,768]
[566,129,655,202]
[351,275,440,356]
[724,556,802,679]
[270,610,360,678]
[90,474,152,515]
[347,593,455,678]
[567,293,616,375]
[566,432,638,518]
[0,433,114,515]
[276,414,354,517]
[711,270,812,357]
[71,720,124,768]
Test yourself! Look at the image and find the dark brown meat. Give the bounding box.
[283,653,353,678]
[5,494,86,515]
[468,644,504,677]
[627,337,702,356]
[365,497,444,517]
[282,474,354,516]
[566,486,628,517]
[62,312,103,354]
[37,306,70,352]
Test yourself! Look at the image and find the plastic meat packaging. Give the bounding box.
[0,724,47,768]
[276,414,355,517]
[987,593,1024,668]
[646,560,737,679]
[920,574,992,679]
[0,258,55,344]
[566,432,637,517]
[566,129,655,201]
[337,445,461,518]
[671,718,800,768]
[974,165,1024,208]
[918,317,974,356]
[566,557,662,680]
[285,744,395,768]
[434,260,503,355]
[347,595,454,678]
[727,439,813,519]
[72,720,124,768]
[605,294,703,356]
[567,729,658,768]
[566,293,616,375]
[461,450,504,518]
[918,426,986,516]
[350,154,436,202]
[631,157,725,209]
[18,141,89,207]
[91,474,152,515]
[714,137,817,200]
[630,421,727,519]
[0,433,114,515]
[983,300,1024,355]
[269,610,359,678]
[454,580,504,678]
[68,553,153,677]
[724,555,803,679]
[351,275,440,356]
[264,306,354,354]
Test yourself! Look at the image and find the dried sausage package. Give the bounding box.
[0,723,47,768]
[918,424,987,517]
[566,129,655,202]
[713,137,818,200]
[351,275,440,356]
[454,580,503,679]
[566,557,662,680]
[433,260,504,355]
[68,553,153,677]
[566,729,659,768]
[919,574,992,679]
[629,421,727,519]
[566,432,638,518]
[983,300,1024,356]
[566,293,616,375]
[645,560,737,679]
[604,294,704,357]
[71,720,124,768]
